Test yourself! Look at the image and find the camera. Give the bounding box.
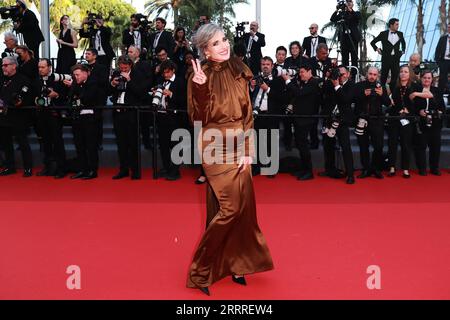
[13,85,29,107]
[82,11,100,36]
[355,115,368,136]
[51,73,72,82]
[273,66,299,78]
[424,109,442,127]
[235,21,249,41]
[369,81,382,96]
[285,104,294,115]
[323,115,341,138]
[336,0,347,11]
[112,70,127,92]
[253,73,269,87]
[0,5,21,22]
[152,84,165,109]
[35,85,52,108]
[135,13,152,32]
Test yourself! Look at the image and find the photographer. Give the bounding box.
[354,67,391,179]
[2,32,19,59]
[122,13,149,56]
[330,0,361,74]
[16,45,38,80]
[110,55,147,180]
[151,46,170,86]
[153,60,186,181]
[0,56,33,177]
[408,53,422,82]
[32,59,66,178]
[173,27,191,74]
[243,21,266,75]
[410,70,445,176]
[274,46,287,69]
[66,64,101,180]
[370,18,406,88]
[250,56,286,177]
[321,65,356,184]
[13,0,44,60]
[282,63,321,181]
[302,23,327,59]
[434,24,450,94]
[148,17,175,60]
[79,14,115,68]
[84,48,109,150]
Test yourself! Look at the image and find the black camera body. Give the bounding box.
[336,0,347,11]
[253,73,270,87]
[0,5,21,22]
[368,81,382,96]
[329,67,341,81]
[152,84,165,110]
[235,21,249,41]
[112,70,127,92]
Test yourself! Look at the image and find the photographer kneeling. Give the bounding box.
[110,55,147,180]
[321,65,356,184]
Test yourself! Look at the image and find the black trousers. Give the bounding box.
[94,110,103,148]
[37,111,66,172]
[0,124,32,170]
[157,112,180,175]
[72,114,98,173]
[113,110,139,174]
[341,41,359,74]
[323,125,354,177]
[356,120,384,172]
[254,113,279,170]
[381,56,400,87]
[387,120,413,170]
[293,121,313,174]
[413,124,442,171]
[282,118,294,149]
[438,60,450,93]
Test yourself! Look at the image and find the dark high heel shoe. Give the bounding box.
[199,287,210,296]
[232,275,247,286]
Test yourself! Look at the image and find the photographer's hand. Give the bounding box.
[48,89,59,99]
[260,82,269,92]
[420,110,427,117]
[111,78,119,87]
[191,59,207,85]
[121,73,131,81]
[63,79,73,87]
[281,73,291,82]
[375,87,383,96]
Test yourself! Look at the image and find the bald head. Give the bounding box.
[250,21,259,32]
[309,23,319,36]
[367,66,379,83]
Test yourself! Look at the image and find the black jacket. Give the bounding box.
[354,80,391,119]
[156,75,186,111]
[413,86,445,114]
[0,72,33,127]
[88,62,109,105]
[370,30,406,61]
[15,9,44,48]
[148,30,175,57]
[251,76,287,115]
[243,32,266,60]
[285,55,307,70]
[302,36,327,58]
[110,68,147,107]
[322,79,356,126]
[434,34,449,63]
[286,77,321,126]
[309,57,332,79]
[18,59,38,81]
[80,26,115,59]
[330,9,362,44]
[122,28,149,53]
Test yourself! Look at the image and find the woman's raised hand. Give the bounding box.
[191,59,207,85]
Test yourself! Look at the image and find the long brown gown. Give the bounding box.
[186,56,274,289]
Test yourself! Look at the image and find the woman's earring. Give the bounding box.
[206,54,210,59]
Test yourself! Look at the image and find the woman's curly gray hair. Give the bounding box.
[192,23,225,61]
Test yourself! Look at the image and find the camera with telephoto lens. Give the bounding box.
[152,84,165,110]
[273,66,299,78]
[355,114,368,136]
[323,115,341,138]
[235,21,249,40]
[111,70,127,92]
[82,11,100,36]
[50,73,72,82]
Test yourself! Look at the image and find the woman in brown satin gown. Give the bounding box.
[186,24,274,296]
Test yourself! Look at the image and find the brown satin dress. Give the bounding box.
[186,57,274,289]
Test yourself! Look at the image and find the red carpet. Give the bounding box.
[1,168,450,300]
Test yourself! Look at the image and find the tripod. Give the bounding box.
[329,13,358,69]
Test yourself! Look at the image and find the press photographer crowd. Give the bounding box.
[0,0,449,185]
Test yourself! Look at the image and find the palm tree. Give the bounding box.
[144,0,183,25]
[439,0,447,35]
